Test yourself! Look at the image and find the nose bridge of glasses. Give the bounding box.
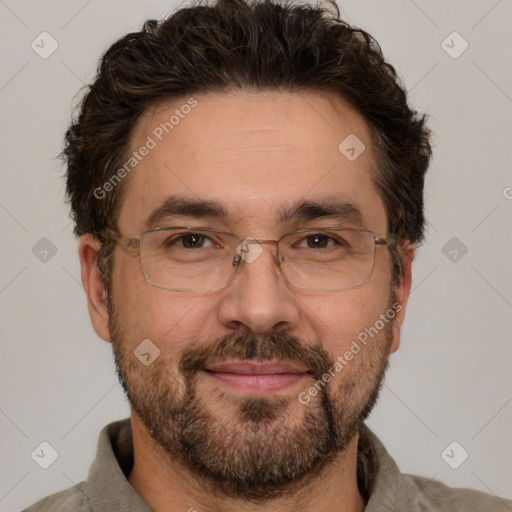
[254,239,279,246]
[232,237,283,268]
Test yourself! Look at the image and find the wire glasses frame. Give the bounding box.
[108,226,392,293]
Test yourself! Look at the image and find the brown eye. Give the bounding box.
[306,233,331,248]
[179,234,209,248]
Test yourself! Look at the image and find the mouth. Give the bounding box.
[203,360,310,393]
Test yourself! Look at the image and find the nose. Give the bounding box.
[217,241,300,334]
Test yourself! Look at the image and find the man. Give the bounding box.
[23,0,511,510]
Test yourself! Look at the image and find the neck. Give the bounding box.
[127,411,366,512]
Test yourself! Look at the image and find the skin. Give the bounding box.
[79,90,414,512]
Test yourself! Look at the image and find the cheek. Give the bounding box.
[300,283,392,359]
[112,262,217,357]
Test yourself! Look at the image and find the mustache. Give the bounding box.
[179,330,334,380]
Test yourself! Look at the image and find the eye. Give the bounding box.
[166,233,215,249]
[298,233,338,249]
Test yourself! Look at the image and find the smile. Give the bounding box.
[203,360,310,393]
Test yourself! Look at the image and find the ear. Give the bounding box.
[389,243,415,354]
[78,234,111,342]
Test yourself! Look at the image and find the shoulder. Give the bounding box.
[21,482,88,512]
[360,424,511,512]
[404,473,512,512]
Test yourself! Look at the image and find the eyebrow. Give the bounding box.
[278,198,365,226]
[143,196,230,229]
[143,195,365,229]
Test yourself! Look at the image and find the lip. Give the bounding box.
[203,360,309,393]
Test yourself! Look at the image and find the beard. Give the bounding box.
[109,305,393,502]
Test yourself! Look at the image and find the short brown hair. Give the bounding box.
[63,0,432,287]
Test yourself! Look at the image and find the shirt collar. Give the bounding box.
[86,418,152,512]
[85,418,409,511]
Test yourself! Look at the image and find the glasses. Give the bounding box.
[111,226,391,292]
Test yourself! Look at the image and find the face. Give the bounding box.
[81,90,412,500]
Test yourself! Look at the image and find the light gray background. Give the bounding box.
[1,1,511,510]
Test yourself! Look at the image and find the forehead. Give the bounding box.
[117,90,387,235]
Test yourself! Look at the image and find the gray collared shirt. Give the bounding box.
[22,418,511,511]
